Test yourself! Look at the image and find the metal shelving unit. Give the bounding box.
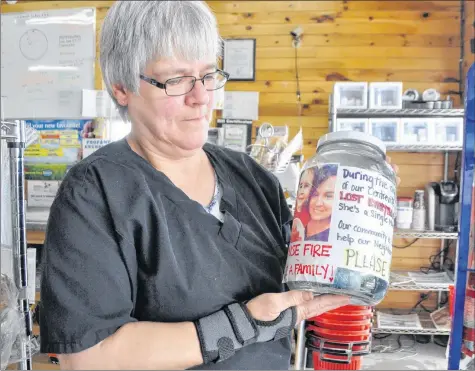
[1,119,35,370]
[394,229,459,239]
[373,311,451,336]
[334,108,465,118]
[389,271,453,291]
[328,104,464,303]
[319,98,464,352]
[386,144,463,152]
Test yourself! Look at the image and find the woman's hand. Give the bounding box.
[246,290,350,324]
[386,156,401,186]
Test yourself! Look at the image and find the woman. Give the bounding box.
[39,2,351,370]
[306,165,338,242]
[39,2,399,369]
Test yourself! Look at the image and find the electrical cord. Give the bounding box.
[415,335,431,344]
[393,238,419,249]
[409,293,433,314]
[371,334,418,359]
[373,333,392,340]
[433,335,449,347]
[420,241,455,274]
[294,46,301,106]
[408,292,450,348]
[454,152,461,184]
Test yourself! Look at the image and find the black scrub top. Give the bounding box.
[39,139,294,370]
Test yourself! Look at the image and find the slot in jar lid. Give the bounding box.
[317,131,386,155]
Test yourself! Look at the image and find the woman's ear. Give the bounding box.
[112,84,128,107]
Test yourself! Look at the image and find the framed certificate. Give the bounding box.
[216,118,253,152]
[223,38,256,81]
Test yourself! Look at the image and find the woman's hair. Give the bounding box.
[308,164,338,199]
[100,1,222,120]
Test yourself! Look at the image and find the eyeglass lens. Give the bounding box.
[165,71,227,96]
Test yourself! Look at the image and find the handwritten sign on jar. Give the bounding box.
[285,164,396,282]
[284,163,397,286]
[284,131,397,305]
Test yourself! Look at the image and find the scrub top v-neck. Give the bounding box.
[39,138,294,370]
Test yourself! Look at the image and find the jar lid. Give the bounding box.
[317,131,386,154]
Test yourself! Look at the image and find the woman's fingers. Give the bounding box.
[386,155,401,186]
[246,291,349,324]
[246,290,314,321]
[275,290,314,313]
[295,294,350,323]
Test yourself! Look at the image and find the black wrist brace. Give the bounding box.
[194,302,296,364]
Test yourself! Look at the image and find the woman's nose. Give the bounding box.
[187,79,209,105]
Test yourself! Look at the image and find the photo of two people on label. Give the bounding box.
[292,164,339,243]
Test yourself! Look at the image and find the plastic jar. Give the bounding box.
[396,197,413,229]
[283,131,397,306]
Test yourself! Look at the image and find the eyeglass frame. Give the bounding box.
[139,69,230,96]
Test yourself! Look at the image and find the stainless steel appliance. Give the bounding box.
[425,181,459,232]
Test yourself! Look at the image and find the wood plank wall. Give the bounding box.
[0,0,463,311]
[463,0,475,83]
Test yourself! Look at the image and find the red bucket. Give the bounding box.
[307,305,372,370]
[310,317,372,331]
[306,334,370,353]
[313,353,362,371]
[317,310,373,322]
[307,324,371,342]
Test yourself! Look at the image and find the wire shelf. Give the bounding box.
[394,229,458,239]
[385,143,462,152]
[25,222,47,231]
[373,311,450,335]
[389,271,453,291]
[335,108,465,118]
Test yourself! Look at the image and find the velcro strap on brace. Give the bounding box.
[194,303,258,364]
[255,306,297,342]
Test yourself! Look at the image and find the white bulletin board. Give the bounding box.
[1,8,96,119]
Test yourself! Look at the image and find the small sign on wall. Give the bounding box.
[216,118,253,153]
[27,180,61,208]
[82,138,112,158]
[223,39,256,81]
[223,91,259,121]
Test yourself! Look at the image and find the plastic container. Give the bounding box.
[318,309,374,322]
[311,317,372,331]
[307,325,370,342]
[307,305,373,370]
[283,131,397,306]
[313,354,362,370]
[396,197,413,229]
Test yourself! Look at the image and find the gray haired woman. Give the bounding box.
[39,1,352,369]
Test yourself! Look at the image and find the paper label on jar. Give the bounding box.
[283,163,397,285]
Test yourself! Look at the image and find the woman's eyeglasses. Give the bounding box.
[139,69,230,97]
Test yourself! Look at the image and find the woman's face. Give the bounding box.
[308,176,337,222]
[297,170,314,204]
[118,58,216,155]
